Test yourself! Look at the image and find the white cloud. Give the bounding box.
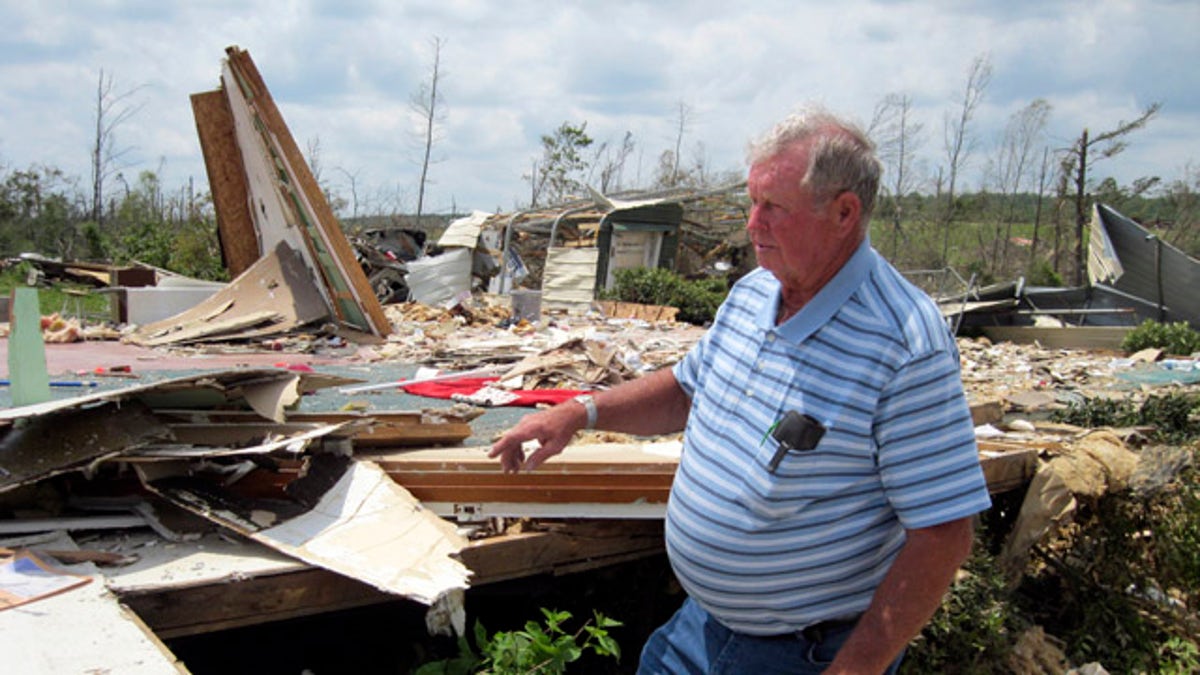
[0,0,1195,211]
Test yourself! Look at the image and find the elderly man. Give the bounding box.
[490,105,991,674]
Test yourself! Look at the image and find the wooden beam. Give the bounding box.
[119,520,665,638]
[152,409,473,448]
[121,567,384,639]
[190,89,259,277]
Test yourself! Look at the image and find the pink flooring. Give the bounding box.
[0,337,352,379]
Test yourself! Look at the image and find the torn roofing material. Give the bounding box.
[136,454,471,607]
[1089,202,1200,328]
[947,203,1200,337]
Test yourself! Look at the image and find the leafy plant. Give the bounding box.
[904,542,1028,674]
[1151,459,1200,606]
[1121,319,1200,356]
[1051,395,1139,429]
[415,608,622,675]
[1051,393,1200,443]
[1159,637,1200,675]
[1012,445,1200,673]
[601,266,728,326]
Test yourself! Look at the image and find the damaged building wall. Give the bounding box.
[1089,202,1200,329]
[492,185,752,294]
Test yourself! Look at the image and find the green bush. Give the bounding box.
[1122,319,1200,356]
[904,543,1028,674]
[1051,393,1200,443]
[415,608,622,675]
[602,267,728,326]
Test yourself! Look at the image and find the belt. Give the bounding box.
[800,616,859,643]
[758,616,860,643]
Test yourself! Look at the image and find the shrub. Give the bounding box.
[602,267,728,325]
[1122,319,1200,356]
[1013,451,1200,673]
[904,542,1028,674]
[1051,393,1200,443]
[415,608,622,675]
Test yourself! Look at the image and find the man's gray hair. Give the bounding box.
[747,104,882,222]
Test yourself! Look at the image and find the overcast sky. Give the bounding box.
[0,1,1195,215]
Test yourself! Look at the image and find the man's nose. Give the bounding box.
[746,206,765,233]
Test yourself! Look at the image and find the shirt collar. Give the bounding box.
[762,238,877,344]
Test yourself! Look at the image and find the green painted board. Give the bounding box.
[8,287,51,406]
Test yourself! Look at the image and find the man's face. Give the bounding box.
[746,145,853,295]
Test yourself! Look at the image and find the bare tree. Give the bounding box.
[939,54,992,265]
[868,93,925,260]
[411,36,447,219]
[595,131,636,193]
[1057,102,1161,284]
[985,98,1051,275]
[305,136,348,215]
[306,135,324,185]
[669,101,694,186]
[90,69,143,227]
[524,157,543,208]
[1029,146,1052,275]
[335,166,364,220]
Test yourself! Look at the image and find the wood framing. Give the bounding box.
[221,46,390,337]
[156,409,473,448]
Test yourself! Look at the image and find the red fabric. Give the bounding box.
[401,377,586,407]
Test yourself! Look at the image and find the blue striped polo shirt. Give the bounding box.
[668,239,991,635]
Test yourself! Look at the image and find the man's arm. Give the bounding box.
[488,367,690,473]
[825,516,975,674]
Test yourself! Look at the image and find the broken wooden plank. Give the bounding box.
[129,420,353,458]
[980,325,1133,351]
[191,89,259,277]
[0,514,149,536]
[597,300,679,323]
[157,409,473,448]
[978,441,1042,494]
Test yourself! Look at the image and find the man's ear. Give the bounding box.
[833,190,862,229]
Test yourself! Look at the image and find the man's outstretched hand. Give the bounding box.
[487,401,587,473]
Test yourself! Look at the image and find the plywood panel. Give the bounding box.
[190,89,259,277]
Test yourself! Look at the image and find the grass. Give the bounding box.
[0,263,112,320]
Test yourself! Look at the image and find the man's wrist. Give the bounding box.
[573,394,597,430]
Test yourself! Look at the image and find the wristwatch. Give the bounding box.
[573,394,598,430]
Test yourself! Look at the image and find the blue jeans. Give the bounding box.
[637,598,904,674]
